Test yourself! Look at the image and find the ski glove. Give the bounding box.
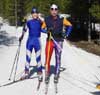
[62,32,67,39]
[47,27,53,35]
[48,27,53,32]
[19,35,23,42]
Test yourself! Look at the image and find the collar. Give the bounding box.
[50,15,59,20]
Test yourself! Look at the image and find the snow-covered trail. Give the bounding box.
[0,25,100,95]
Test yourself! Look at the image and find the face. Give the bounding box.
[32,13,38,19]
[50,8,58,17]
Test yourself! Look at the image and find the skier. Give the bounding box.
[42,4,72,83]
[19,7,44,82]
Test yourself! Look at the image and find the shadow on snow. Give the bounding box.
[0,30,17,47]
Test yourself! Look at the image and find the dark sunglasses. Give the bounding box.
[50,8,58,11]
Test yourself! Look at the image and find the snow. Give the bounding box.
[0,25,100,95]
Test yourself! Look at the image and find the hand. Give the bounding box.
[62,32,67,39]
[48,27,53,32]
[19,36,23,42]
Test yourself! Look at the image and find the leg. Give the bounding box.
[34,38,42,73]
[55,41,63,77]
[45,40,54,83]
[25,40,33,73]
[34,38,43,81]
[20,40,33,80]
[45,40,54,76]
[25,49,32,73]
[35,49,42,72]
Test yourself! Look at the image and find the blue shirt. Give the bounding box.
[23,19,42,38]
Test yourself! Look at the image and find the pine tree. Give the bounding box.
[89,1,100,22]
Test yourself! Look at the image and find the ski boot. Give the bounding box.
[45,75,50,84]
[54,74,59,83]
[20,70,30,80]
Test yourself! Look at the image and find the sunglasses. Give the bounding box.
[50,8,58,11]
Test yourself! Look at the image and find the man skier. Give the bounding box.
[42,4,72,83]
[19,7,44,82]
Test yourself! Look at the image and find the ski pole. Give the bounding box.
[13,42,21,81]
[8,42,21,81]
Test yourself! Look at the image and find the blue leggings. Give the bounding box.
[25,37,42,72]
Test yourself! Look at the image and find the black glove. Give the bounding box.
[19,36,23,42]
[62,32,67,39]
[47,28,53,37]
[48,27,53,32]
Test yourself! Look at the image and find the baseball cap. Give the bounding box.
[31,7,39,13]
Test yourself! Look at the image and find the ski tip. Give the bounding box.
[96,84,100,90]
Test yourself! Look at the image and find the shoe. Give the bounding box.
[38,72,43,82]
[54,75,59,83]
[45,75,50,84]
[20,71,29,80]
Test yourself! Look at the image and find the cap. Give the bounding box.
[50,4,58,9]
[31,7,38,13]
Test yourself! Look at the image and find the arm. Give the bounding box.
[19,23,27,42]
[41,21,47,33]
[63,18,72,37]
[65,26,72,37]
